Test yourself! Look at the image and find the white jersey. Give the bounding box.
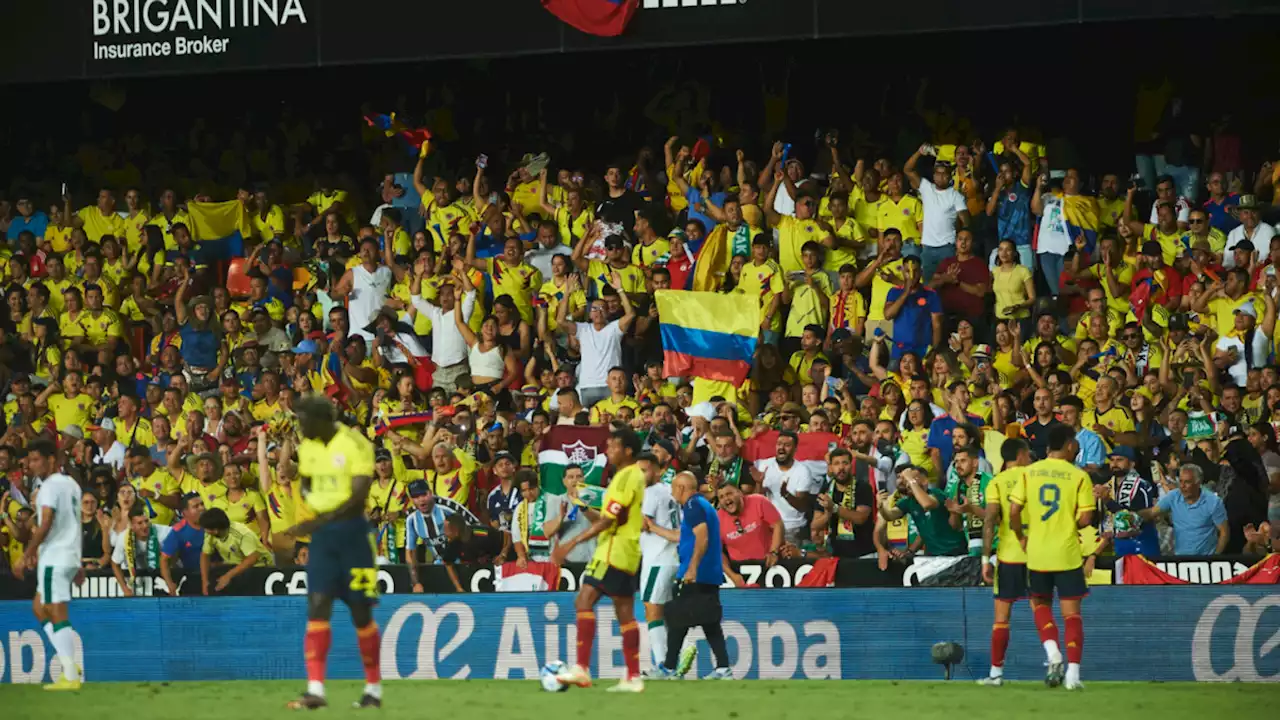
[640,481,680,566]
[348,263,393,340]
[35,473,82,567]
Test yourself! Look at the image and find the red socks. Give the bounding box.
[620,621,641,680]
[356,622,382,684]
[1032,603,1059,645]
[990,622,1010,668]
[575,610,596,669]
[304,620,332,684]
[1064,614,1083,664]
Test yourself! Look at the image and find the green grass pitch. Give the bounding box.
[2,680,1275,720]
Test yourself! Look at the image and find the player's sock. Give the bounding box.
[356,621,382,698]
[990,622,1010,675]
[620,621,641,681]
[50,622,79,682]
[1064,613,1083,664]
[304,620,332,697]
[1032,604,1062,663]
[575,610,596,670]
[647,620,667,669]
[1066,663,1081,685]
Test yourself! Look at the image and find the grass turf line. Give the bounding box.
[1,680,1274,720]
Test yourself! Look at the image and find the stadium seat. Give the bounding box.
[226,258,253,297]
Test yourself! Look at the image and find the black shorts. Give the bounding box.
[584,560,640,598]
[993,561,1028,602]
[1028,567,1089,600]
[307,515,378,606]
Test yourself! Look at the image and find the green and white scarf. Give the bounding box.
[518,495,551,559]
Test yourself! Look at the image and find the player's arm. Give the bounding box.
[722,552,745,587]
[443,561,465,592]
[215,540,264,591]
[1008,476,1028,547]
[20,506,55,567]
[159,551,178,595]
[643,515,681,543]
[1075,475,1094,529]
[111,553,136,597]
[877,490,905,521]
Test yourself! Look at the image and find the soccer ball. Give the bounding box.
[540,661,569,692]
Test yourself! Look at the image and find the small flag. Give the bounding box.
[542,0,639,37]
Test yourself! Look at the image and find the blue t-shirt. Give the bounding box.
[179,323,219,368]
[685,188,728,250]
[884,286,942,360]
[1157,488,1227,555]
[160,519,205,571]
[7,211,49,243]
[925,413,985,473]
[1203,195,1240,234]
[677,495,724,586]
[996,181,1032,246]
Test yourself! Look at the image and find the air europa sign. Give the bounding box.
[90,0,308,60]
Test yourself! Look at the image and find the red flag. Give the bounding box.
[741,430,840,480]
[1121,554,1280,585]
[494,561,562,591]
[797,557,839,588]
[542,0,639,37]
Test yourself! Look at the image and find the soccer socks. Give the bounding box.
[990,622,1010,676]
[647,620,667,669]
[1064,613,1083,667]
[1032,604,1062,663]
[620,621,641,680]
[356,621,382,699]
[575,610,596,670]
[304,620,332,697]
[48,622,79,682]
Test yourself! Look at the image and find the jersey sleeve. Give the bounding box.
[202,533,216,555]
[161,472,180,496]
[1073,472,1093,517]
[683,498,708,529]
[1008,472,1028,506]
[160,529,180,557]
[641,486,658,517]
[601,473,636,520]
[238,531,263,559]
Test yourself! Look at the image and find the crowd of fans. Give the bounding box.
[1,107,1279,596]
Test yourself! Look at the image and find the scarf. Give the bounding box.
[124,525,161,581]
[658,467,677,485]
[708,456,744,487]
[831,481,857,540]
[516,495,550,557]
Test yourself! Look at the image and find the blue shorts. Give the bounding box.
[307,515,378,606]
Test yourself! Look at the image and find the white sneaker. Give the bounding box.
[976,676,1004,686]
[1065,679,1085,690]
[555,664,593,688]
[703,667,734,680]
[606,677,645,693]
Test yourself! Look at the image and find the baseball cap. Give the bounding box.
[375,447,393,462]
[1140,240,1163,258]
[831,328,853,343]
[88,418,116,433]
[971,343,993,359]
[407,479,430,497]
[1235,303,1258,319]
[1234,239,1256,254]
[493,450,516,465]
[293,339,318,355]
[1108,446,1136,462]
[651,436,677,458]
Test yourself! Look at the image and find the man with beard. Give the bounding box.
[705,430,746,493]
[845,418,907,494]
[945,445,993,556]
[1092,447,1159,558]
[814,448,874,558]
[756,431,817,544]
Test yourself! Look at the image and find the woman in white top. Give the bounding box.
[455,303,520,395]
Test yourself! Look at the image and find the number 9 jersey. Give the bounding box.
[1009,458,1093,572]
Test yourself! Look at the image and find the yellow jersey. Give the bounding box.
[132,468,181,526]
[736,259,785,332]
[46,392,95,432]
[632,238,670,269]
[1009,458,1093,572]
[585,259,646,297]
[252,205,287,243]
[867,258,905,323]
[537,279,587,333]
[556,206,594,247]
[983,467,1028,564]
[202,522,273,565]
[488,258,542,325]
[877,195,923,243]
[212,489,267,527]
[298,424,376,513]
[77,206,126,243]
[589,396,641,424]
[1082,404,1133,451]
[265,482,296,535]
[785,273,832,338]
[592,463,645,574]
[776,215,826,275]
[825,217,865,272]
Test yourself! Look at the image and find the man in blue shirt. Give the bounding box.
[658,471,732,680]
[925,381,985,473]
[1139,464,1228,555]
[884,255,943,361]
[160,492,207,595]
[987,150,1034,268]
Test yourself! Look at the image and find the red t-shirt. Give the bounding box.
[667,252,694,291]
[935,256,990,318]
[718,494,782,562]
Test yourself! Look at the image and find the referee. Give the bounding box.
[662,471,733,679]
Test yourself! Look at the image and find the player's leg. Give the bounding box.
[640,564,672,673]
[557,581,602,686]
[343,528,383,708]
[291,528,339,709]
[611,591,644,691]
[698,586,731,679]
[1027,572,1064,687]
[1059,568,1088,689]
[37,566,81,688]
[983,599,1012,684]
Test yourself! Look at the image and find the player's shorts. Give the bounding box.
[584,559,640,598]
[993,561,1028,602]
[36,564,77,605]
[1028,566,1089,600]
[640,564,678,605]
[307,515,378,606]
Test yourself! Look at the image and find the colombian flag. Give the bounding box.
[188,200,252,259]
[542,0,638,37]
[655,290,757,384]
[1064,195,1100,255]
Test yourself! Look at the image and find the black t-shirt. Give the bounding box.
[596,190,646,229]
[1023,418,1067,460]
[440,527,504,564]
[829,478,876,558]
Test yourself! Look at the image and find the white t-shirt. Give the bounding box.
[755,458,818,531]
[110,524,173,571]
[35,473,83,568]
[1149,196,1192,225]
[348,264,393,340]
[918,179,968,248]
[411,290,476,367]
[1035,194,1071,256]
[640,481,680,567]
[96,441,127,473]
[1223,223,1277,269]
[575,320,623,388]
[1216,332,1269,386]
